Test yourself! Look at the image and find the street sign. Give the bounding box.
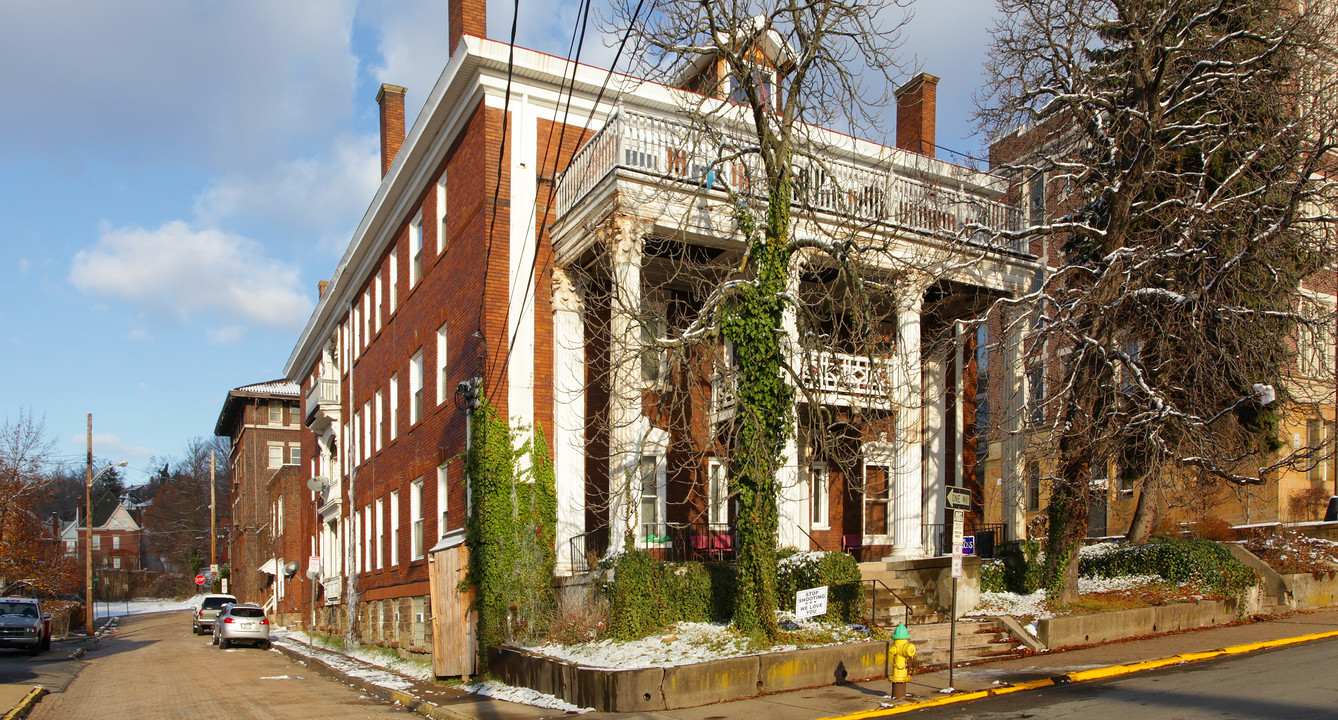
[945,486,971,511]
[950,553,963,578]
[963,535,976,555]
[795,586,829,619]
[209,564,219,574]
[194,574,206,586]
[951,509,965,544]
[309,555,321,571]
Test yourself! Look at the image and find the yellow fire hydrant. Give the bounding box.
[890,622,917,698]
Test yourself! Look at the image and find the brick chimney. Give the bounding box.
[894,73,939,157]
[318,280,329,297]
[377,83,407,178]
[449,0,486,57]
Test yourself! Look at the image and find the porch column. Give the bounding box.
[1001,305,1027,541]
[777,251,806,550]
[607,218,644,546]
[891,281,927,559]
[553,268,586,574]
[921,349,947,554]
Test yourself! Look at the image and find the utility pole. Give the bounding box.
[85,414,94,635]
[210,450,217,584]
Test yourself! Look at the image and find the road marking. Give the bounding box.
[819,629,1338,719]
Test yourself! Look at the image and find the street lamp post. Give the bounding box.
[85,452,127,636]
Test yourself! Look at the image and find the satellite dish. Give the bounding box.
[306,568,321,580]
[283,561,300,578]
[306,477,327,493]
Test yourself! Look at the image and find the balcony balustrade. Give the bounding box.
[305,378,341,431]
[555,108,1023,249]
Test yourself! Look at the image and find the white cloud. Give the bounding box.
[0,0,360,170]
[69,222,312,331]
[195,133,379,253]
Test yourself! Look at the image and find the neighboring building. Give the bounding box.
[284,0,1036,664]
[62,503,143,571]
[214,379,308,617]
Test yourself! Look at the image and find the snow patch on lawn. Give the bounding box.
[465,680,592,714]
[94,597,196,619]
[276,629,432,682]
[967,574,1162,620]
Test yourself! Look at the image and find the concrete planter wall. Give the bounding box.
[883,556,982,616]
[1281,571,1338,610]
[489,641,889,712]
[1036,598,1237,649]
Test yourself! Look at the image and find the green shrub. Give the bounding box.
[602,551,720,640]
[1079,537,1258,603]
[980,559,1007,593]
[999,539,1047,594]
[775,550,862,623]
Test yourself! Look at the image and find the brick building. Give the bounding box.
[214,380,308,616]
[62,503,143,571]
[283,0,1039,669]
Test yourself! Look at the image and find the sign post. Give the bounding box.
[944,490,970,691]
[194,574,206,586]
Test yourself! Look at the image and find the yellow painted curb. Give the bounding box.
[819,628,1338,720]
[2,686,46,720]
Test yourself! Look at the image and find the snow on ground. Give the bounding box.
[274,628,432,683]
[271,630,420,690]
[465,681,591,714]
[966,574,1162,621]
[522,613,871,670]
[94,596,196,619]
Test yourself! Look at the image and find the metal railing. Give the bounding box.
[861,578,913,628]
[555,108,1024,249]
[639,522,738,563]
[569,528,611,574]
[921,522,1005,558]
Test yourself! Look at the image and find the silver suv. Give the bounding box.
[191,594,237,635]
[0,597,49,656]
[211,603,271,650]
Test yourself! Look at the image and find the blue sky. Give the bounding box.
[0,1,998,483]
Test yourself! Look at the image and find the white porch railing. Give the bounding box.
[710,373,737,424]
[305,378,340,422]
[802,351,895,404]
[555,108,1024,249]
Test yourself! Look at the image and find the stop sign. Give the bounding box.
[194,574,206,586]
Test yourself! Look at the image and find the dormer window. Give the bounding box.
[729,66,777,109]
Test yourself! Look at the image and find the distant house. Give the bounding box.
[214,379,305,616]
[62,503,142,571]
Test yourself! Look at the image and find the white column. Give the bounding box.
[921,351,947,553]
[508,91,538,430]
[891,283,926,559]
[1001,306,1028,541]
[607,219,643,548]
[552,268,587,574]
[777,252,805,550]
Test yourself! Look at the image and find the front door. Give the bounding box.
[863,463,890,537]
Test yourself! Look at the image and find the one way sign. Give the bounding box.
[946,487,971,511]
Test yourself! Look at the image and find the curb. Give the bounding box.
[821,628,1338,719]
[2,686,46,720]
[271,643,471,720]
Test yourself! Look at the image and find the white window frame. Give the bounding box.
[363,400,372,462]
[707,457,729,526]
[389,491,400,566]
[374,273,383,332]
[860,441,896,544]
[810,461,830,530]
[374,390,384,452]
[436,323,448,405]
[411,478,424,560]
[363,505,373,572]
[351,306,360,360]
[389,373,399,440]
[276,495,284,536]
[268,443,283,469]
[363,290,371,345]
[375,499,384,570]
[113,557,121,569]
[410,214,423,287]
[635,429,671,547]
[112,535,120,550]
[388,247,398,315]
[438,463,449,535]
[436,174,448,253]
[1298,295,1334,378]
[92,534,100,550]
[287,444,300,466]
[269,402,283,425]
[410,351,423,425]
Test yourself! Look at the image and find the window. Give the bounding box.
[268,443,283,469]
[389,491,400,566]
[290,405,301,424]
[374,273,383,332]
[375,499,385,570]
[389,373,399,440]
[388,247,399,314]
[638,455,666,543]
[1027,367,1045,426]
[436,174,448,253]
[92,534,100,551]
[269,402,283,424]
[410,214,423,286]
[113,557,121,569]
[1309,419,1330,482]
[810,462,829,529]
[437,463,449,536]
[112,535,120,550]
[65,540,75,555]
[707,458,729,525]
[363,291,371,346]
[363,400,372,462]
[288,444,300,466]
[275,495,284,536]
[352,306,360,360]
[411,478,424,560]
[1298,297,1333,378]
[436,323,449,404]
[363,505,373,572]
[729,66,776,109]
[1026,461,1042,512]
[375,390,384,452]
[1028,172,1045,226]
[410,351,424,424]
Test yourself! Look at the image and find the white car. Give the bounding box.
[0,597,49,656]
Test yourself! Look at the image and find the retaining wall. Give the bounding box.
[1036,598,1238,649]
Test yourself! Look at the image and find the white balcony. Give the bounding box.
[305,378,341,432]
[555,108,1024,250]
[711,351,896,422]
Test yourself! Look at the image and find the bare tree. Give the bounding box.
[979,0,1338,602]
[0,409,70,591]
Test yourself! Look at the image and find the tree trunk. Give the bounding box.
[1125,478,1158,544]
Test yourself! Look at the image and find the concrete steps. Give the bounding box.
[903,620,1025,667]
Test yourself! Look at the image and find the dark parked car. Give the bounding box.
[191,594,237,635]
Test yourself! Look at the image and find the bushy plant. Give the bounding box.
[980,558,1007,593]
[999,539,1047,594]
[1080,537,1257,603]
[775,550,862,623]
[602,550,718,640]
